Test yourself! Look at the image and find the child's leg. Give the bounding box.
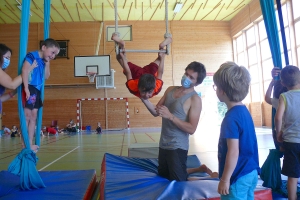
[24,108,39,152]
[111,33,125,49]
[287,177,298,200]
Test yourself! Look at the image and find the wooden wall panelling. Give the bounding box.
[249,102,263,127]
[262,101,272,127]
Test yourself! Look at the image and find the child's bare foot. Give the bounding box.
[111,33,125,49]
[198,164,213,175]
[31,145,39,153]
[159,37,172,49]
[210,172,219,178]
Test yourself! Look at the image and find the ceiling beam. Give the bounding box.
[77,0,83,9]
[51,4,66,22]
[150,2,161,20]
[214,3,225,20]
[30,9,43,21]
[0,15,6,24]
[4,0,15,11]
[201,0,222,20]
[127,2,133,21]
[5,5,20,21]
[84,3,96,21]
[180,3,194,21]
[193,3,203,20]
[221,3,245,20]
[227,0,234,10]
[32,0,38,10]
[76,3,81,21]
[123,0,127,9]
[65,3,74,22]
[234,0,245,10]
[0,9,18,23]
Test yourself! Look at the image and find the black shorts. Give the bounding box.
[281,142,300,178]
[22,85,43,110]
[158,148,188,181]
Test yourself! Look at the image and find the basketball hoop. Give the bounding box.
[87,72,97,83]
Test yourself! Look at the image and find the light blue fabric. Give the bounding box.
[7,0,51,190]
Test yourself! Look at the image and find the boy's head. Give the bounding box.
[138,74,156,99]
[213,61,250,102]
[280,65,300,89]
[0,43,12,70]
[40,38,60,62]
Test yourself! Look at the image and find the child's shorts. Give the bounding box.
[281,141,300,178]
[22,85,43,110]
[127,62,158,79]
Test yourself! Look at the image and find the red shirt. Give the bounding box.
[46,127,57,134]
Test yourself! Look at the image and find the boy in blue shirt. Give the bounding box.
[213,61,260,199]
[22,38,60,152]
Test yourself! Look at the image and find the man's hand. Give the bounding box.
[28,60,38,71]
[272,67,281,78]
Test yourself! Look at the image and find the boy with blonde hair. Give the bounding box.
[275,65,300,200]
[213,61,260,199]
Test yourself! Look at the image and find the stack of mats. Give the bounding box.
[100,153,272,199]
[0,169,97,200]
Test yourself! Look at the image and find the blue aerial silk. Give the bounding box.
[259,0,289,192]
[8,0,51,190]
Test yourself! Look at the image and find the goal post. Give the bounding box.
[76,98,130,131]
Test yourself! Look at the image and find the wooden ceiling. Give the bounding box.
[0,0,253,24]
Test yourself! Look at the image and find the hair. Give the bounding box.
[280,65,300,88]
[0,43,12,66]
[273,80,288,98]
[40,38,60,50]
[213,61,251,102]
[185,61,206,85]
[138,74,156,92]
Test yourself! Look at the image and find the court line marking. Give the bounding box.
[39,146,80,171]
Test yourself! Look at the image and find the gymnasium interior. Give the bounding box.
[0,0,300,199]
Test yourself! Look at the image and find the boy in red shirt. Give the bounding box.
[111,33,172,100]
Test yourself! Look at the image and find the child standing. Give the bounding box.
[22,38,60,152]
[275,65,300,200]
[213,61,260,199]
[111,33,172,100]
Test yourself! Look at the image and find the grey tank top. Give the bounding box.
[159,87,197,150]
[281,90,300,143]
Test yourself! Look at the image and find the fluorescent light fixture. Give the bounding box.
[17,5,32,16]
[173,3,183,13]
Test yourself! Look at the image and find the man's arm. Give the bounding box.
[275,95,285,142]
[218,139,239,195]
[0,69,22,90]
[265,80,275,105]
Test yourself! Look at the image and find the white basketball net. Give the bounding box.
[88,73,97,83]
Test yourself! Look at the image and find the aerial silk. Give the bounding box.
[259,0,289,193]
[8,0,51,190]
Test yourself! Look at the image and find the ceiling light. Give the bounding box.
[173,3,183,13]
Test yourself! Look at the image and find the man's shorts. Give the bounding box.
[22,85,43,110]
[126,62,158,79]
[281,142,300,178]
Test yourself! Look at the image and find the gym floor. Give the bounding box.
[0,123,275,179]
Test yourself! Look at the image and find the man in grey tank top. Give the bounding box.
[142,61,206,181]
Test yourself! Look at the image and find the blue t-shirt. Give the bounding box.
[218,105,260,185]
[24,51,45,91]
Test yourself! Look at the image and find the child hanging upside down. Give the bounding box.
[111,33,172,100]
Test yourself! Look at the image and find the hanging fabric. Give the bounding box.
[8,0,51,190]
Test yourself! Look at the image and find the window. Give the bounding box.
[249,64,259,83]
[262,59,273,80]
[295,22,300,46]
[248,46,257,66]
[250,83,260,102]
[275,4,288,30]
[281,51,292,67]
[258,21,267,41]
[107,25,132,41]
[237,52,245,66]
[236,35,244,53]
[260,39,272,60]
[279,28,291,51]
[263,80,272,95]
[292,0,300,19]
[246,27,256,46]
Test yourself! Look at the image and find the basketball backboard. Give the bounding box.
[74,55,111,77]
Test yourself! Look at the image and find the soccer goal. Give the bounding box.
[76,98,129,131]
